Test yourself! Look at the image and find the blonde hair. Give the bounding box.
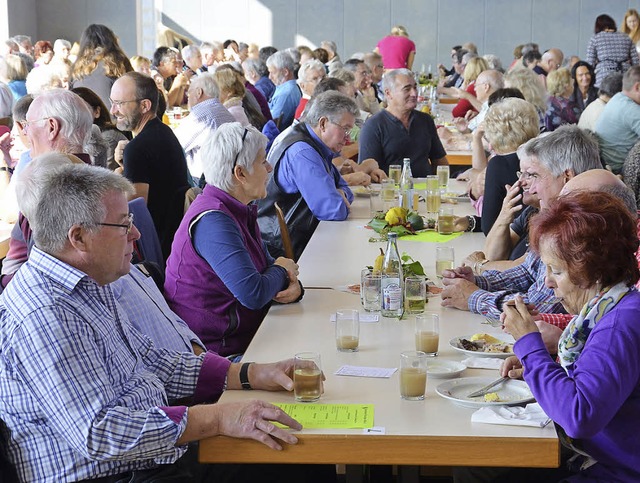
[463,57,489,86]
[1,54,28,81]
[213,68,245,101]
[622,9,640,45]
[391,25,409,37]
[483,97,540,154]
[130,55,151,71]
[504,68,547,112]
[547,67,572,97]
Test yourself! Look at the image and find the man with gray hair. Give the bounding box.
[360,68,448,177]
[0,162,306,482]
[294,58,326,119]
[174,73,235,181]
[258,91,356,259]
[181,44,205,75]
[243,57,275,102]
[441,125,602,319]
[266,51,301,129]
[594,65,640,174]
[320,40,342,73]
[200,41,224,70]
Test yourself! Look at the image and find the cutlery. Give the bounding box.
[467,376,509,398]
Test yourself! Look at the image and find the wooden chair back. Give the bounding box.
[274,201,295,260]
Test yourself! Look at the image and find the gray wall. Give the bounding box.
[6,0,640,69]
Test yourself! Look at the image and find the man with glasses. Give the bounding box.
[0,163,311,482]
[441,126,602,319]
[258,91,356,259]
[344,58,381,117]
[111,71,191,260]
[359,68,449,177]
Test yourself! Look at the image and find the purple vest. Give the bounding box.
[164,185,270,356]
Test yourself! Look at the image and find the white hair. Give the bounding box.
[25,65,63,95]
[266,51,294,72]
[201,122,267,193]
[297,59,325,83]
[190,73,220,98]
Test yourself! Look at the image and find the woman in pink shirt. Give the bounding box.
[375,25,416,70]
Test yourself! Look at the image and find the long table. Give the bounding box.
[199,191,560,469]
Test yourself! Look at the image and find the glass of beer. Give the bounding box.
[435,245,455,278]
[404,276,426,314]
[436,165,450,192]
[438,206,455,235]
[389,164,402,185]
[425,175,439,192]
[294,352,323,402]
[415,313,439,356]
[426,188,441,215]
[335,309,360,352]
[400,351,427,400]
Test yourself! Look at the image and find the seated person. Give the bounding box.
[257,91,355,259]
[359,68,448,177]
[544,68,580,132]
[498,191,640,482]
[165,123,301,358]
[0,163,304,482]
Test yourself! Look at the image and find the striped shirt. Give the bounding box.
[468,251,566,320]
[0,248,228,482]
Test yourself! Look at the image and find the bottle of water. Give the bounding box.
[381,232,403,318]
[399,158,414,211]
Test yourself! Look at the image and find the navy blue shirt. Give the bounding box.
[359,109,447,177]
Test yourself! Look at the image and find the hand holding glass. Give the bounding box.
[294,352,323,402]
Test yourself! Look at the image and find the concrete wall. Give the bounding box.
[4,0,640,68]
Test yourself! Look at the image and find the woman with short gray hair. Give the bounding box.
[165,122,302,358]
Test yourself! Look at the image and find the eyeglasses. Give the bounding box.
[232,128,249,172]
[22,117,50,133]
[330,121,353,137]
[516,171,542,181]
[97,213,135,235]
[109,99,141,108]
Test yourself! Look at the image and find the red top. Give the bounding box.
[376,35,416,69]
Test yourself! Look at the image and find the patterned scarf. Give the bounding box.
[557,282,631,371]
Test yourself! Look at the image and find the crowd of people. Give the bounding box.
[0,10,639,482]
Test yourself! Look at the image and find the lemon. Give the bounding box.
[384,207,408,225]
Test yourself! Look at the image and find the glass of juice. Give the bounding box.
[294,352,323,402]
[335,309,360,352]
[435,245,455,278]
[415,313,439,356]
[389,164,402,185]
[404,276,426,314]
[400,351,427,400]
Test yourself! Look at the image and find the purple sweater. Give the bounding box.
[515,290,640,481]
[164,185,288,356]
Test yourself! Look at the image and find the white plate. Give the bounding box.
[442,192,470,202]
[449,334,515,358]
[436,377,534,408]
[352,186,371,197]
[427,360,466,379]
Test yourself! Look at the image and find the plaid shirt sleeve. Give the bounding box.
[540,313,572,329]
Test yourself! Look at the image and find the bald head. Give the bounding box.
[560,169,624,195]
[475,70,504,103]
[542,48,564,73]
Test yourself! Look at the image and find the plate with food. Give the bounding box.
[441,192,470,202]
[436,376,534,408]
[351,186,371,197]
[449,333,514,358]
[427,360,466,379]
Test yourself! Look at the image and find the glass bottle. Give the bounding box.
[399,158,414,211]
[381,232,403,318]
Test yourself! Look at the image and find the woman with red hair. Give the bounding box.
[501,190,640,481]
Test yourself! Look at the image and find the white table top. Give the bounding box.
[200,190,559,468]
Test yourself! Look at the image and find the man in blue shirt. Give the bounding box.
[266,51,301,130]
[258,91,356,259]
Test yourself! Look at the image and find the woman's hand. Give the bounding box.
[500,356,524,379]
[273,279,302,304]
[274,257,298,278]
[501,295,539,340]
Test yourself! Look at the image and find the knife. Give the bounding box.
[467,376,509,398]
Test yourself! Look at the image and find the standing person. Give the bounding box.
[586,14,639,87]
[359,69,448,177]
[621,8,640,53]
[375,25,416,70]
[110,72,191,260]
[70,24,133,110]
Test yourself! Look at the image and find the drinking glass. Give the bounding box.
[438,206,455,235]
[404,276,426,314]
[381,179,399,211]
[436,165,450,192]
[389,164,402,185]
[400,351,427,400]
[335,309,359,352]
[425,175,439,192]
[426,188,441,215]
[361,270,382,312]
[369,185,383,216]
[435,245,455,278]
[415,313,439,356]
[294,352,322,402]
